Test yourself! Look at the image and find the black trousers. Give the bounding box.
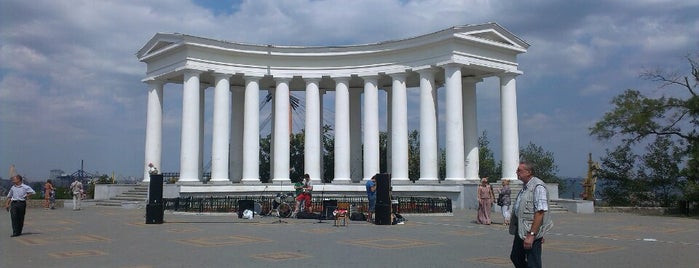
[510,234,543,268]
[10,201,27,235]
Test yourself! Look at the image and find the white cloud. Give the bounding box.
[0,44,47,71]
[0,74,41,102]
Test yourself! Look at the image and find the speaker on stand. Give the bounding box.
[146,174,164,224]
[374,173,392,225]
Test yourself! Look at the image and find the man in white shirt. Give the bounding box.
[70,178,84,211]
[5,175,36,237]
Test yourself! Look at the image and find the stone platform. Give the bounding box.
[2,205,697,267]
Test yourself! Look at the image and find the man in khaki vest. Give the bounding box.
[510,161,553,268]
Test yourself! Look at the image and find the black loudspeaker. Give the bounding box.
[375,204,391,225]
[148,174,164,204]
[237,200,255,219]
[322,200,338,220]
[375,173,391,205]
[146,203,164,224]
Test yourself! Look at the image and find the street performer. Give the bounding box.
[294,174,313,215]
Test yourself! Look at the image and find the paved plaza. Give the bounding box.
[2,204,698,268]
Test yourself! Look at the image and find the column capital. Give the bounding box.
[212,72,233,79]
[303,77,321,83]
[498,72,521,79]
[145,80,165,87]
[274,76,292,83]
[332,76,351,84]
[415,68,436,76]
[439,62,463,70]
[183,69,203,76]
[244,75,262,82]
[362,75,379,83]
[462,76,483,84]
[388,73,408,80]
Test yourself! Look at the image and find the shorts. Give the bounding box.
[367,195,376,212]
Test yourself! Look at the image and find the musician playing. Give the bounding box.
[294,174,313,214]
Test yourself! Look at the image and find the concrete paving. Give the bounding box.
[1,204,698,268]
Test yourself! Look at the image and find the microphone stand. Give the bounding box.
[258,184,268,216]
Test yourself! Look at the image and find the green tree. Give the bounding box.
[590,53,699,203]
[597,145,641,206]
[289,131,305,181]
[379,131,388,173]
[438,148,446,180]
[639,136,685,206]
[519,142,564,189]
[478,131,501,181]
[259,134,271,183]
[408,130,420,181]
[322,124,334,182]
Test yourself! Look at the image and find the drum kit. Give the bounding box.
[266,192,297,218]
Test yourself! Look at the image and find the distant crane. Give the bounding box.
[70,160,95,183]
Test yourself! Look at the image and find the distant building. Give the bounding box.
[49,169,66,180]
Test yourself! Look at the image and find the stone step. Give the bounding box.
[110,197,146,201]
[95,202,123,207]
[116,193,148,198]
[126,190,148,194]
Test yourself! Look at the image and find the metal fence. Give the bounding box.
[163,195,452,214]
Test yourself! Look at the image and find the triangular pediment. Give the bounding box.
[472,31,512,45]
[137,33,184,59]
[148,41,175,54]
[454,23,530,51]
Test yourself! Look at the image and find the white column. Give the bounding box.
[180,70,202,182]
[386,87,392,174]
[363,76,380,180]
[500,73,520,180]
[144,81,163,182]
[242,77,260,182]
[319,89,325,181]
[211,74,231,182]
[304,78,321,182]
[390,74,409,181]
[199,85,205,181]
[443,64,465,181]
[230,86,245,182]
[334,78,351,182]
[417,70,438,181]
[273,78,291,182]
[463,77,480,181]
[349,88,363,182]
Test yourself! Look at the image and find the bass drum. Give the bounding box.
[253,202,262,215]
[278,203,292,218]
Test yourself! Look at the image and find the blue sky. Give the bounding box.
[1,0,697,180]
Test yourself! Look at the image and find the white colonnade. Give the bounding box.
[138,23,529,184]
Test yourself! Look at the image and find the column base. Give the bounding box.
[206,180,233,185]
[241,178,262,184]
